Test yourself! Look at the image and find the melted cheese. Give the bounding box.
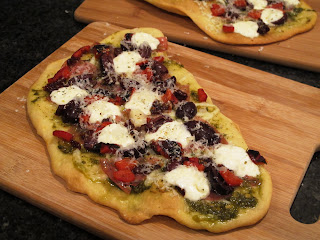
[283,0,300,7]
[113,51,142,75]
[213,144,260,177]
[125,88,160,115]
[261,8,284,26]
[50,85,88,105]
[247,0,267,10]
[144,121,194,148]
[233,21,259,38]
[85,99,122,124]
[164,165,210,201]
[131,32,160,50]
[129,109,147,127]
[98,123,135,147]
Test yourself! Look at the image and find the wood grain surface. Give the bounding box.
[0,22,319,239]
[74,0,320,72]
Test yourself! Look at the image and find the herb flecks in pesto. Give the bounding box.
[187,186,258,223]
[31,89,47,103]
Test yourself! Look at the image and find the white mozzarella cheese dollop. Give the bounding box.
[233,21,259,38]
[50,85,88,105]
[125,88,160,115]
[261,8,284,26]
[164,165,210,201]
[113,51,142,75]
[98,123,135,147]
[213,144,260,178]
[85,99,122,124]
[144,121,194,148]
[247,0,267,9]
[131,32,160,50]
[283,0,300,7]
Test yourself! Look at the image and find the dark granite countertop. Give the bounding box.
[0,0,319,239]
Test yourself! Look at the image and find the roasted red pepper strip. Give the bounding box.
[183,157,205,171]
[162,89,178,104]
[71,45,91,59]
[153,56,164,63]
[268,2,284,10]
[47,65,71,83]
[115,158,137,171]
[157,37,168,52]
[53,130,73,142]
[113,169,135,183]
[96,121,112,132]
[211,4,225,16]
[234,0,247,8]
[100,144,118,154]
[219,169,243,186]
[223,25,235,33]
[197,88,207,102]
[247,10,262,19]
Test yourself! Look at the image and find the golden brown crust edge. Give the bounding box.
[27,28,272,233]
[144,0,317,45]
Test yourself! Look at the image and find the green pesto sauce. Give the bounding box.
[187,183,260,223]
[190,90,199,102]
[58,140,75,154]
[163,59,184,68]
[31,89,47,103]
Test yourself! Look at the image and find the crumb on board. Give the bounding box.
[203,36,209,40]
[258,47,264,52]
[184,32,190,35]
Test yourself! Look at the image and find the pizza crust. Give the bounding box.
[27,28,272,233]
[144,0,317,45]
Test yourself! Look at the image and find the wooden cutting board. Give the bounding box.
[0,22,319,240]
[74,0,320,73]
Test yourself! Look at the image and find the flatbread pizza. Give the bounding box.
[27,28,272,233]
[144,0,317,45]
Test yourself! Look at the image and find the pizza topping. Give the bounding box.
[261,8,285,26]
[211,3,226,16]
[184,120,220,146]
[145,121,194,148]
[125,88,161,115]
[197,88,207,102]
[247,149,267,165]
[164,165,210,201]
[113,51,142,75]
[175,101,197,120]
[50,85,89,105]
[131,32,160,50]
[151,140,183,159]
[53,130,73,142]
[213,144,260,177]
[233,21,260,38]
[247,0,268,10]
[97,123,135,148]
[84,99,122,124]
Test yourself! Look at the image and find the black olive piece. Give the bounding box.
[43,78,68,93]
[205,164,234,195]
[184,120,220,146]
[153,61,168,79]
[173,89,188,101]
[138,45,152,58]
[55,100,82,124]
[272,12,287,25]
[175,102,197,120]
[152,140,183,159]
[257,20,270,35]
[145,115,173,133]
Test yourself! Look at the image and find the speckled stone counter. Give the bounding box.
[0,0,319,239]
